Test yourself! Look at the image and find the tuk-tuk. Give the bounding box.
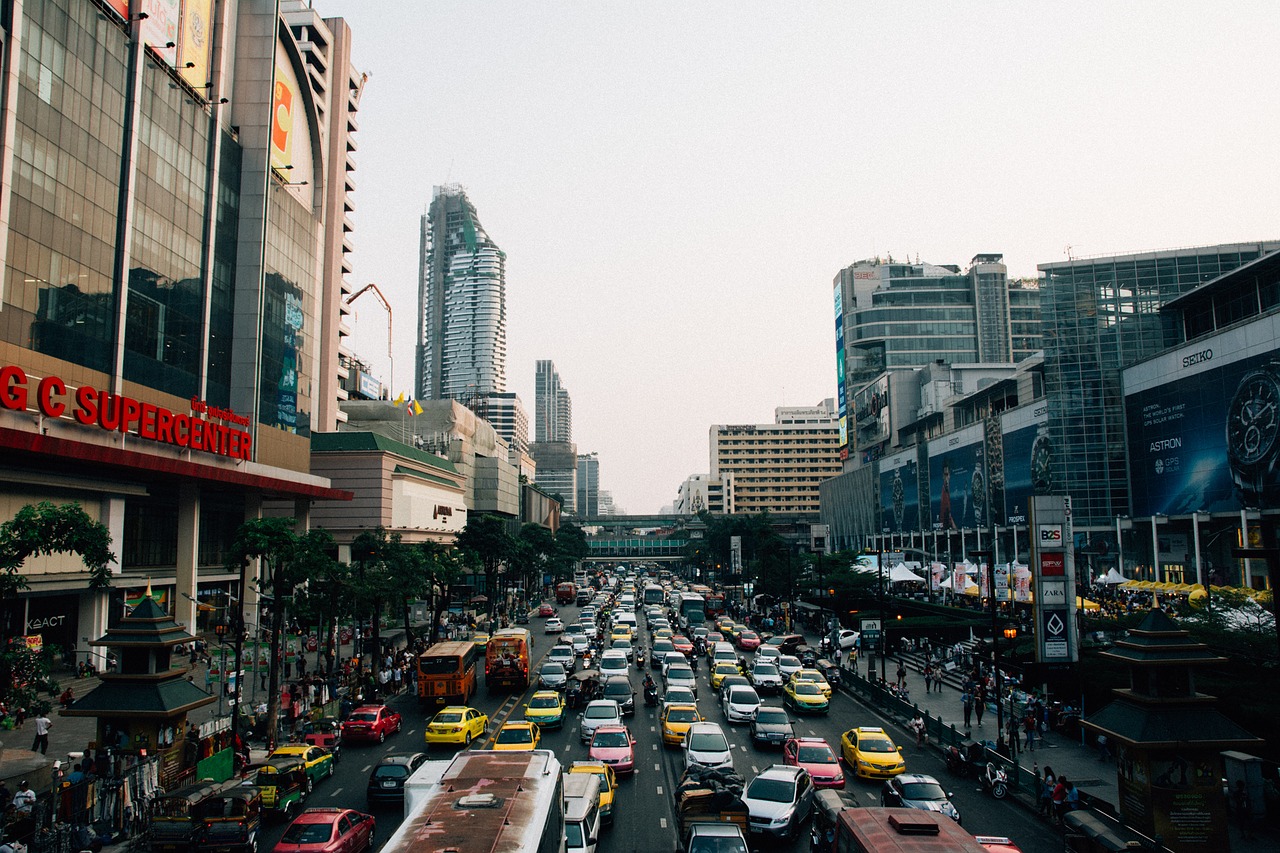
[797,645,819,668]
[810,788,854,853]
[249,756,309,819]
[815,659,842,689]
[149,779,236,852]
[195,785,262,853]
[301,716,343,763]
[566,669,601,710]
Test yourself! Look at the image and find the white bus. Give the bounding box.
[385,750,564,853]
[642,583,666,606]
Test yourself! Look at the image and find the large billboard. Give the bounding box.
[879,449,920,534]
[1001,402,1051,525]
[927,423,987,530]
[853,375,890,451]
[834,283,848,459]
[1125,318,1280,515]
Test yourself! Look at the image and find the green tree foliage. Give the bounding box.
[456,515,514,618]
[419,542,471,643]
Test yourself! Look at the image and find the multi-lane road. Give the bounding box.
[254,601,1064,852]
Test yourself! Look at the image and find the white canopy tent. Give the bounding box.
[1098,568,1126,585]
[889,563,927,584]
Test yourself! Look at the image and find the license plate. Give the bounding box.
[382,780,397,788]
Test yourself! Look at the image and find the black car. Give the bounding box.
[366,752,430,806]
[602,675,636,716]
[651,639,677,670]
[749,705,795,747]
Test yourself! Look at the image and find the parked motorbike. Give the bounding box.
[945,740,995,777]
[981,762,1010,799]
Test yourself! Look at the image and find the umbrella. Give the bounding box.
[1076,596,1101,611]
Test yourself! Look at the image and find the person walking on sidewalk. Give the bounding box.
[896,661,907,688]
[30,710,52,754]
[973,687,986,727]
[923,664,933,694]
[909,713,926,747]
[1036,766,1056,818]
[961,690,973,731]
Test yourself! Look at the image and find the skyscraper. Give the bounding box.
[577,453,600,517]
[416,186,507,402]
[535,360,572,442]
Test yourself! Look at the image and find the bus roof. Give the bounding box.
[421,640,476,658]
[838,808,986,852]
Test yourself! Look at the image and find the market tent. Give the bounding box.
[1076,596,1101,611]
[889,564,927,584]
[1099,568,1126,585]
[961,578,981,595]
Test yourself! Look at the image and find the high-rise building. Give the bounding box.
[1039,241,1280,525]
[577,453,600,517]
[535,360,572,442]
[710,401,840,514]
[531,440,577,514]
[478,392,529,457]
[416,186,507,402]
[1008,279,1043,362]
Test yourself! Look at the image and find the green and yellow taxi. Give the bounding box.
[724,623,746,640]
[840,726,906,780]
[523,690,567,730]
[790,668,833,699]
[653,627,674,643]
[491,720,541,751]
[472,632,490,652]
[570,761,617,823]
[424,705,489,747]
[710,661,741,690]
[715,617,735,634]
[267,744,335,788]
[783,680,830,715]
[660,703,703,747]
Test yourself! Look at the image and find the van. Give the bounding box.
[563,771,603,853]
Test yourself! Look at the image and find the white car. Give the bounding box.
[665,663,698,696]
[661,652,687,676]
[723,685,761,724]
[742,765,815,840]
[662,685,698,711]
[832,629,860,651]
[750,662,783,694]
[570,634,590,656]
[777,655,803,681]
[755,646,781,664]
[579,699,623,743]
[545,618,564,634]
[548,644,577,671]
[683,722,734,771]
[599,650,630,678]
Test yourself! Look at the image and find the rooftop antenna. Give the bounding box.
[1065,245,1075,261]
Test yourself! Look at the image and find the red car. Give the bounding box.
[588,725,637,776]
[341,705,402,744]
[537,603,556,617]
[736,631,762,651]
[670,635,694,656]
[782,736,845,789]
[272,807,375,853]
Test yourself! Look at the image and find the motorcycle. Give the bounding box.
[643,683,659,707]
[945,740,995,778]
[981,761,1010,800]
[635,649,647,668]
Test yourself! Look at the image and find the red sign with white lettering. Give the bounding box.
[1039,552,1065,577]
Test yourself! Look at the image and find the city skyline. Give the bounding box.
[328,1,1280,513]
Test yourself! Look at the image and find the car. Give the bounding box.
[664,663,698,696]
[777,655,803,681]
[537,603,556,617]
[783,681,829,714]
[975,837,1024,853]
[722,685,761,723]
[662,685,698,711]
[653,627,674,643]
[827,629,860,652]
[273,807,375,853]
[789,669,832,699]
[749,661,783,695]
[670,635,694,656]
[755,645,781,664]
[545,617,565,633]
[365,752,429,806]
[840,726,906,780]
[741,765,815,840]
[610,638,634,662]
[660,703,703,747]
[611,624,634,643]
[766,634,806,655]
[570,634,591,656]
[523,690,567,730]
[686,823,749,853]
[536,660,569,690]
[881,773,960,822]
[588,725,637,776]
[782,737,844,789]
[580,699,623,744]
[569,761,618,824]
[340,705,402,744]
[491,720,541,751]
[565,622,586,636]
[599,650,629,678]
[750,706,795,748]
[710,661,742,690]
[715,617,735,634]
[548,644,577,671]
[691,626,710,642]
[707,634,733,656]
[736,630,762,651]
[268,744,335,787]
[650,639,677,669]
[717,675,751,705]
[683,722,734,771]
[302,717,343,763]
[725,623,745,640]
[661,651,688,676]
[472,632,490,651]
[712,645,740,667]
[424,706,488,747]
[602,675,636,716]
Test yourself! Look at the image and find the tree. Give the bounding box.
[456,515,514,622]
[419,542,471,643]
[349,528,405,682]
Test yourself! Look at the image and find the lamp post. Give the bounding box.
[1003,625,1019,758]
[879,531,888,684]
[971,548,1002,751]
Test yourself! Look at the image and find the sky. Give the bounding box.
[321,1,1280,514]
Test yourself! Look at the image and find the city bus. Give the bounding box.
[643,584,666,607]
[486,627,533,692]
[835,807,986,852]
[676,592,706,632]
[417,640,480,708]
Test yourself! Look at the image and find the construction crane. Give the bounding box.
[344,283,393,398]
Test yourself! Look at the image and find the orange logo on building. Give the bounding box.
[271,70,295,171]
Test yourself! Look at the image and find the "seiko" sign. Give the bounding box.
[1181,349,1212,368]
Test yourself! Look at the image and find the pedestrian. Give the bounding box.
[12,781,35,815]
[961,690,973,731]
[923,665,933,693]
[1023,712,1037,750]
[974,689,985,727]
[1037,766,1056,817]
[1231,780,1255,840]
[896,661,906,688]
[910,712,926,746]
[1096,734,1112,763]
[1051,775,1069,825]
[30,710,52,754]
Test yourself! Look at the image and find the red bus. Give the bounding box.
[704,592,726,620]
[417,641,480,708]
[485,628,533,692]
[836,808,986,852]
[556,582,577,604]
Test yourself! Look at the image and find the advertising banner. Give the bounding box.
[853,375,890,450]
[1001,402,1051,525]
[835,283,848,458]
[179,0,215,91]
[927,423,987,530]
[1125,323,1280,515]
[878,449,920,534]
[140,0,181,67]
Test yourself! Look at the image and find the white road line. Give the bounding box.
[330,787,343,797]
[361,765,372,773]
[752,766,759,774]
[564,744,571,752]
[660,818,668,829]
[656,786,663,795]
[655,763,660,771]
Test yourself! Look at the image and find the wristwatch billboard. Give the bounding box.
[1227,359,1280,504]
[970,468,986,525]
[892,470,905,531]
[1031,423,1054,494]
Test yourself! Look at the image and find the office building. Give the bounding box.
[710,401,841,514]
[416,186,507,402]
[577,453,600,518]
[531,440,577,514]
[535,360,572,442]
[675,474,730,515]
[478,391,529,457]
[1008,279,1042,362]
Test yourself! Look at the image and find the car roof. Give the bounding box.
[530,690,561,698]
[788,737,828,747]
[601,650,627,659]
[756,764,805,781]
[292,808,347,822]
[585,700,621,711]
[500,720,536,729]
[687,722,725,735]
[895,773,939,784]
[377,752,426,767]
[350,705,387,713]
[593,724,629,735]
[436,706,475,714]
[856,726,886,734]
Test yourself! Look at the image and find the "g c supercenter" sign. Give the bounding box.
[0,366,252,461]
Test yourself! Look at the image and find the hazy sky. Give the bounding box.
[322,1,1280,514]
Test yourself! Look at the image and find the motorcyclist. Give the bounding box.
[642,673,657,701]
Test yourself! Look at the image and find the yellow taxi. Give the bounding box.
[424,706,489,747]
[569,760,617,823]
[725,623,745,640]
[653,627,674,642]
[715,617,735,634]
[710,661,741,690]
[840,726,906,779]
[783,680,830,715]
[522,690,567,730]
[660,703,703,747]
[611,624,634,643]
[472,632,490,651]
[790,669,833,699]
[491,721,541,751]
[266,744,335,787]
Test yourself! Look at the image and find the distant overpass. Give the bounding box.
[576,513,821,530]
[579,512,822,562]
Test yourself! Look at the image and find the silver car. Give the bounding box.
[665,663,698,696]
[579,699,623,744]
[742,765,815,839]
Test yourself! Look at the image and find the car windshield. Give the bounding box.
[585,706,618,720]
[753,664,779,676]
[747,778,796,804]
[565,822,584,848]
[542,663,565,674]
[529,695,560,709]
[780,656,800,667]
[716,663,738,674]
[729,689,758,704]
[740,632,758,641]
[374,765,411,779]
[666,689,695,704]
[794,683,820,695]
[604,684,630,698]
[602,657,626,668]
[593,730,630,748]
[280,822,334,844]
[797,745,835,763]
[689,732,728,752]
[756,709,788,725]
[496,727,533,744]
[689,837,748,853]
[859,736,896,753]
[350,712,377,722]
[667,708,699,723]
[900,781,947,800]
[434,712,462,724]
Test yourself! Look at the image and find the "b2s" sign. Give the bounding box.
[1038,524,1063,545]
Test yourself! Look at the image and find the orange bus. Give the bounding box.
[485,628,533,692]
[836,807,987,852]
[417,641,480,708]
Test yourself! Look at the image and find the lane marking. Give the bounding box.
[361,765,372,773]
[751,766,759,774]
[660,818,668,829]
[656,786,663,795]
[655,763,660,771]
[652,744,658,750]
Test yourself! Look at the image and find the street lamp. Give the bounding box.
[971,548,1004,751]
[1003,625,1019,758]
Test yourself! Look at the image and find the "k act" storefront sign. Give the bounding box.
[0,366,252,461]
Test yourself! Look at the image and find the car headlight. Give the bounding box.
[858,760,872,767]
[769,816,790,826]
[832,773,845,782]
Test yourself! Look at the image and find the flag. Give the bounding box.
[392,392,405,407]
[411,400,423,416]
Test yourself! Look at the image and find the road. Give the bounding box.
[256,601,1064,852]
